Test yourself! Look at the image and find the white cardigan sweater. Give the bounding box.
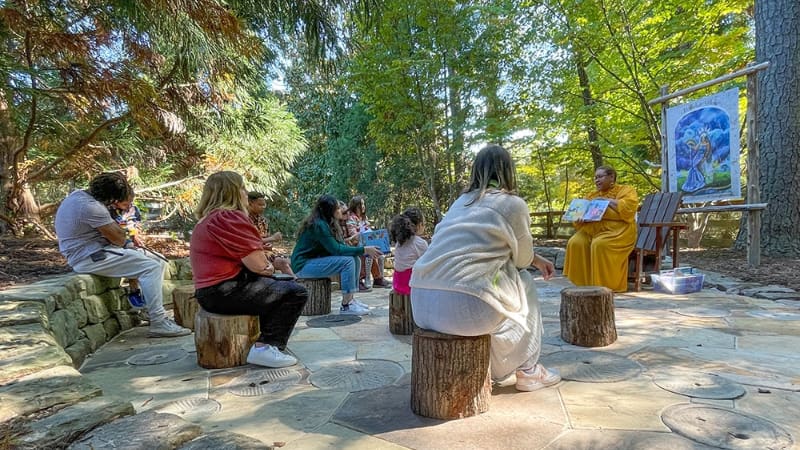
[410,190,534,329]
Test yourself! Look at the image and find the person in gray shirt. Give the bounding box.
[54,172,190,337]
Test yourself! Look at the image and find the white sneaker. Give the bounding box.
[148,319,191,337]
[515,364,561,392]
[340,302,370,316]
[246,345,297,368]
[351,298,370,309]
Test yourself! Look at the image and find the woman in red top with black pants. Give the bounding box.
[190,171,308,368]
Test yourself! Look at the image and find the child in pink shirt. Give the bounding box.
[389,207,428,295]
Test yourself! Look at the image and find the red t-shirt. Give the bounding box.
[190,209,263,289]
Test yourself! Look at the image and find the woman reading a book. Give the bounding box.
[563,165,639,292]
[410,145,561,392]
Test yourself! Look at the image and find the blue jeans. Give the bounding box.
[296,256,361,295]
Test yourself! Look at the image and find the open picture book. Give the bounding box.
[562,199,610,222]
[358,228,391,254]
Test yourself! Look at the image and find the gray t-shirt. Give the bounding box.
[54,190,115,266]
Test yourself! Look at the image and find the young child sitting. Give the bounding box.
[109,195,146,308]
[388,207,428,295]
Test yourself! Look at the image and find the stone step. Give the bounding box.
[67,410,203,449]
[178,430,272,449]
[11,396,134,449]
[0,322,72,384]
[0,365,101,432]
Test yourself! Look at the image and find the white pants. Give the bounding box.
[72,246,168,323]
[412,270,542,380]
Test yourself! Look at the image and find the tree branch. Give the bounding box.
[134,174,204,194]
[27,113,129,183]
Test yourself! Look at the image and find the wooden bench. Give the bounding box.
[560,286,616,347]
[194,308,259,369]
[296,278,332,316]
[389,290,415,335]
[411,329,491,419]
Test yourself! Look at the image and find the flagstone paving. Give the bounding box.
[71,273,799,449]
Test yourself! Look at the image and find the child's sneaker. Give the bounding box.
[373,278,391,288]
[127,289,146,310]
[515,364,561,392]
[340,302,370,316]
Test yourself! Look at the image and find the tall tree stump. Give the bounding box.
[194,308,259,369]
[389,290,415,335]
[172,285,198,331]
[411,329,491,419]
[297,278,332,316]
[560,286,617,347]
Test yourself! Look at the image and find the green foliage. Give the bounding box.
[0,0,376,233]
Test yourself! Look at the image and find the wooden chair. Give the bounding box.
[630,192,687,291]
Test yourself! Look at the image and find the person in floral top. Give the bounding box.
[345,195,390,289]
[247,192,295,277]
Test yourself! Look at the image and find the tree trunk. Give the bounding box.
[172,285,199,330]
[297,278,332,316]
[560,286,617,347]
[755,0,800,257]
[389,290,415,335]
[575,49,604,169]
[411,329,491,419]
[194,308,259,369]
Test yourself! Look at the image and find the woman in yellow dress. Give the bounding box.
[563,166,638,292]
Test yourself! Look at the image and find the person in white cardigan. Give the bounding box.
[410,144,561,392]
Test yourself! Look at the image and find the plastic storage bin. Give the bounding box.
[651,270,705,294]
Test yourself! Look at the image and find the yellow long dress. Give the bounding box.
[563,184,638,292]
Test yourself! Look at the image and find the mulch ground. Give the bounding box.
[1,236,798,292]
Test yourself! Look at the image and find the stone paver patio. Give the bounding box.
[74,273,799,449]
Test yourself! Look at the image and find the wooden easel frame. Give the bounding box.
[648,62,770,267]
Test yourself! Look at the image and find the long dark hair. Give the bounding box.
[464,144,517,205]
[389,207,424,246]
[298,194,343,241]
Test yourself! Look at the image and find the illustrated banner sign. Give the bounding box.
[666,88,742,203]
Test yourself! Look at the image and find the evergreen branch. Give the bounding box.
[135,174,204,194]
[27,114,130,183]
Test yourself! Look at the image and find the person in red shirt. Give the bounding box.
[190,171,308,368]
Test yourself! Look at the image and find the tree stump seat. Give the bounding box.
[389,290,415,335]
[411,329,491,419]
[172,285,199,330]
[194,307,259,369]
[560,286,617,347]
[296,278,332,316]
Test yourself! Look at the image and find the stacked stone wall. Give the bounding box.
[0,258,194,370]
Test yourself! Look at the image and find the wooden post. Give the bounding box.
[194,308,259,369]
[411,329,491,420]
[746,72,761,267]
[172,285,198,330]
[389,290,415,335]
[560,287,617,347]
[659,85,670,193]
[296,278,332,316]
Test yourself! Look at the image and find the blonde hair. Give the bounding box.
[195,171,248,219]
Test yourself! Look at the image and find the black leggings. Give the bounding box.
[195,269,308,350]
